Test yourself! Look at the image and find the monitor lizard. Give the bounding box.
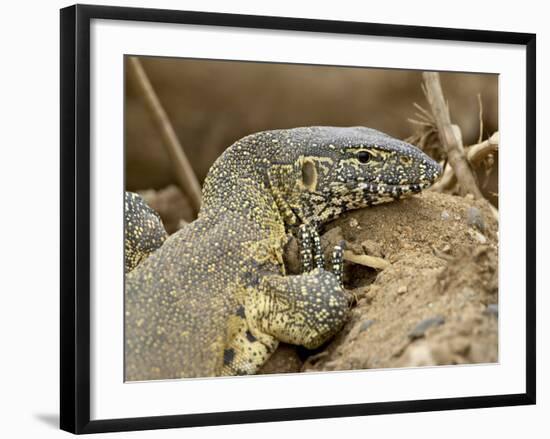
[124,126,441,380]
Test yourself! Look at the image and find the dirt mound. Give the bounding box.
[261,191,498,374]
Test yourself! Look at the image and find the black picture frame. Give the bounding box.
[60,4,536,434]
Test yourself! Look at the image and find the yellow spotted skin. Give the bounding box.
[125,126,441,380]
[124,192,168,273]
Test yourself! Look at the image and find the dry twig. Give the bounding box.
[343,251,390,270]
[468,131,499,165]
[128,57,203,215]
[430,131,499,193]
[422,72,483,199]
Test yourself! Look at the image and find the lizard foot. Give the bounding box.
[247,269,350,350]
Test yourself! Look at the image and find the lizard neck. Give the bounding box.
[200,131,319,232]
[266,167,305,228]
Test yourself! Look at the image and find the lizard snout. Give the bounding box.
[426,158,443,185]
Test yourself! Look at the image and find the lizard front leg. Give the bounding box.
[221,267,349,375]
[222,225,348,375]
[247,224,348,349]
[246,268,350,350]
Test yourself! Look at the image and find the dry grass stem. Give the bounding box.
[477,93,484,144]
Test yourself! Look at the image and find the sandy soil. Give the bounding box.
[261,190,498,374]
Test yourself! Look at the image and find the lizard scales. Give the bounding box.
[125,126,441,380]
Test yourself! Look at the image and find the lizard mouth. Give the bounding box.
[358,180,434,199]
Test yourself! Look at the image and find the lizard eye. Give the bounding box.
[357,151,372,163]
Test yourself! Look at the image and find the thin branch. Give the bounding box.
[422,72,483,199]
[128,57,202,215]
[477,93,484,144]
[429,132,499,193]
[468,131,499,165]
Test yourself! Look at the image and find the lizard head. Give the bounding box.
[266,126,442,225]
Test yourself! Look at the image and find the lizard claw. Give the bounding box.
[299,224,344,286]
[298,224,313,273]
[331,240,345,287]
[299,223,325,273]
[310,228,325,270]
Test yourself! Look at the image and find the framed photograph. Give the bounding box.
[60,4,536,434]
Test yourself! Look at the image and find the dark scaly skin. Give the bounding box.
[125,126,441,380]
[124,192,168,273]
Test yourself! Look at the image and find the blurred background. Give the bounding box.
[125,56,498,231]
